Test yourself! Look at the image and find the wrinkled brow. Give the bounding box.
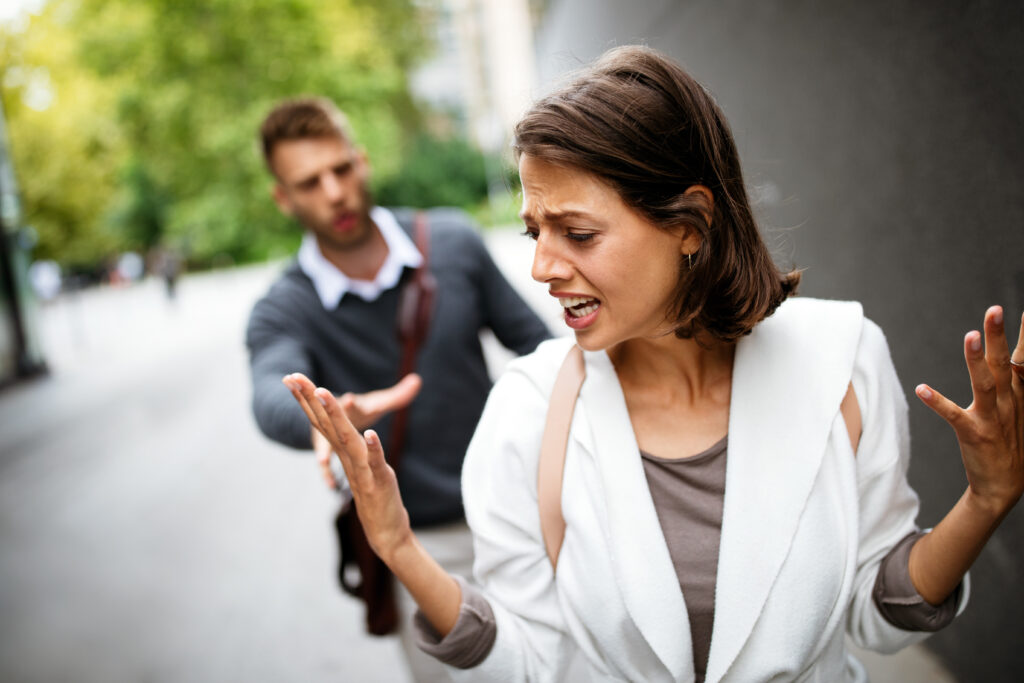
[518,208,597,223]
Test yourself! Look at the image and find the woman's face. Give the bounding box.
[519,154,696,351]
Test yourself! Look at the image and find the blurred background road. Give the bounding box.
[0,262,409,682]
[0,228,955,682]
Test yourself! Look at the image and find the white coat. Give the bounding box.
[457,298,968,682]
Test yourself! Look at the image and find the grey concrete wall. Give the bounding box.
[532,1,1023,680]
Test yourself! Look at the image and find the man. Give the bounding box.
[246,97,550,681]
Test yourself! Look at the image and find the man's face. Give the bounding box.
[270,136,374,252]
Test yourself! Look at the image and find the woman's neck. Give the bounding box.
[608,332,735,404]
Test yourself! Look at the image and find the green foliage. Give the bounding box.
[1,4,122,266]
[1,0,431,269]
[470,185,525,229]
[374,133,490,209]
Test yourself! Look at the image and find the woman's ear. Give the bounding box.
[684,184,714,226]
[680,184,713,256]
[680,229,702,259]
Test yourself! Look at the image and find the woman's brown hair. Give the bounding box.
[513,45,799,342]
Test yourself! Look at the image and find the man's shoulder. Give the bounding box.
[251,261,316,313]
[387,206,480,238]
[386,207,488,268]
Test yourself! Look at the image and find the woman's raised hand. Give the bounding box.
[915,306,1024,519]
[283,373,414,563]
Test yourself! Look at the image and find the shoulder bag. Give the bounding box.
[335,211,436,635]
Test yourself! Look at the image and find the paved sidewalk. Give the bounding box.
[1,263,410,682]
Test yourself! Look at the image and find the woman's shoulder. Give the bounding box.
[503,336,578,383]
[770,296,864,331]
[735,297,869,406]
[463,339,577,483]
[478,338,577,421]
[769,297,892,360]
[745,297,865,358]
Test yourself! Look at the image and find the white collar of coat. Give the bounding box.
[297,206,424,309]
[574,297,864,682]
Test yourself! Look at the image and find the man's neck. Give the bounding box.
[318,222,388,281]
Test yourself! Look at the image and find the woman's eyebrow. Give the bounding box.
[519,208,596,222]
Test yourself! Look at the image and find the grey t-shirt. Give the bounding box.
[641,437,728,683]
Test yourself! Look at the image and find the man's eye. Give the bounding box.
[334,163,352,176]
[567,232,594,243]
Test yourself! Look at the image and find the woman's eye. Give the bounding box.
[567,232,595,243]
[520,229,539,241]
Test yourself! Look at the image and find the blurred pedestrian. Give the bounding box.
[284,47,1024,682]
[27,259,61,302]
[246,97,550,681]
[116,251,144,285]
[155,246,182,300]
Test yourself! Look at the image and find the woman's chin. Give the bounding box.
[571,329,612,353]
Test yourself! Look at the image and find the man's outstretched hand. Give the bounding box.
[303,374,422,490]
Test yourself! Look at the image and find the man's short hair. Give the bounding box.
[259,97,354,173]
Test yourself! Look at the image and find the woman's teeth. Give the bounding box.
[560,297,600,318]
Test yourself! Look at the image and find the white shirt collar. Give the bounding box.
[297,206,424,309]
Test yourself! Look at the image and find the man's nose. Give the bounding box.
[322,173,344,203]
[531,234,569,284]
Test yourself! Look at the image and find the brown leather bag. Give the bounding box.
[335,211,435,635]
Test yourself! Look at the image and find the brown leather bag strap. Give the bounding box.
[538,344,586,571]
[390,211,436,470]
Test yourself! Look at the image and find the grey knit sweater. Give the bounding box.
[246,207,551,526]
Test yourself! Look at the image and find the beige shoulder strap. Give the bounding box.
[538,344,586,571]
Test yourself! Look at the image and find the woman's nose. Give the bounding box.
[531,235,569,283]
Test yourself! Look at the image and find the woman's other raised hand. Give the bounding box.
[915,306,1024,519]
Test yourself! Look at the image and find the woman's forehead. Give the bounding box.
[519,156,619,220]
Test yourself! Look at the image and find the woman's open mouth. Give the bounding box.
[560,296,601,329]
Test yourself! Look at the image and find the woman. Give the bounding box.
[283,46,1023,682]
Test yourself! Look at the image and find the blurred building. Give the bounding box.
[0,96,47,387]
[411,0,538,155]
[530,2,1023,681]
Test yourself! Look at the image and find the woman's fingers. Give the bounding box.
[963,330,997,414]
[916,383,970,437]
[983,306,1012,396]
[308,388,349,447]
[364,429,388,472]
[1011,311,1024,392]
[283,374,328,435]
[313,386,381,481]
[920,308,1024,515]
[283,374,352,461]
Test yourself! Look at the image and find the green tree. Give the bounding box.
[1,4,123,267]
[374,133,489,209]
[2,0,430,268]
